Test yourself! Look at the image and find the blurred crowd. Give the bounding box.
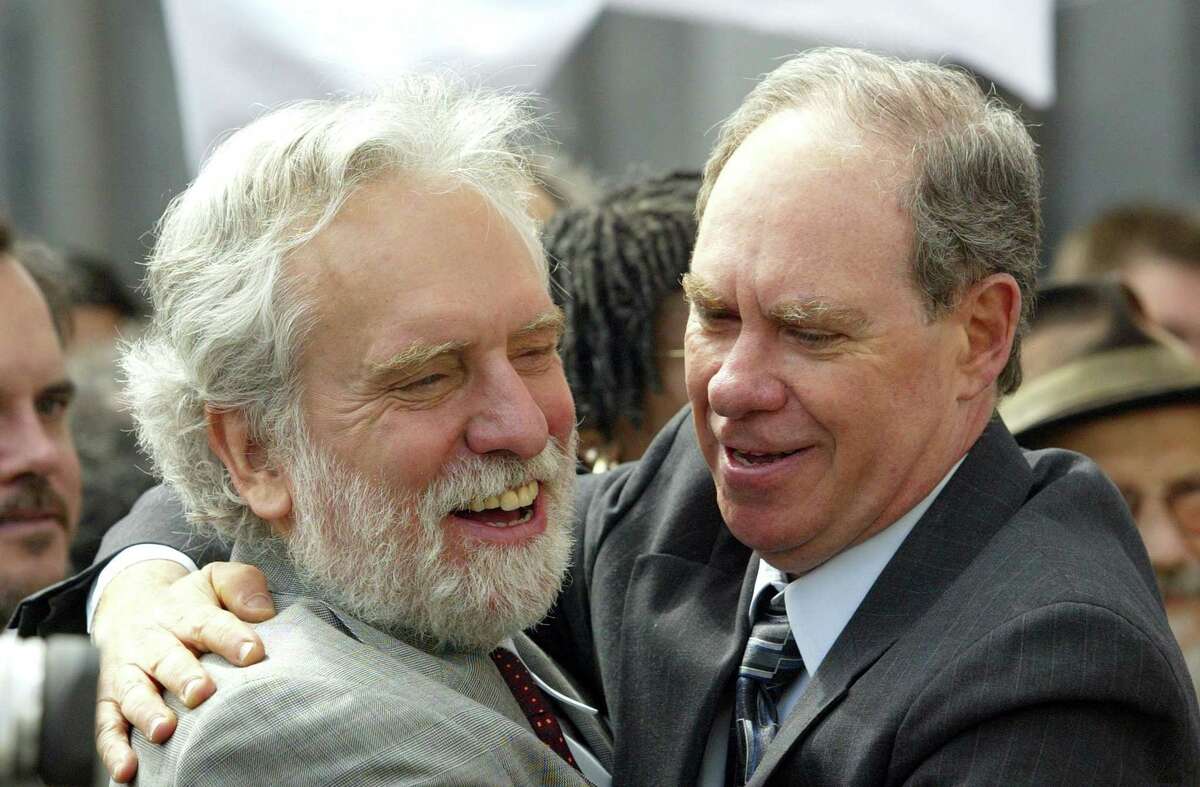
[7,174,1200,689]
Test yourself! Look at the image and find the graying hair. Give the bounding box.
[698,47,1041,394]
[123,75,544,542]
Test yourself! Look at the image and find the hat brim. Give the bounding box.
[999,344,1200,438]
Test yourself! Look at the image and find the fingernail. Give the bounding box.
[183,677,204,704]
[238,641,256,664]
[149,715,168,740]
[244,593,273,611]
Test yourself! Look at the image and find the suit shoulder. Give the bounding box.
[576,407,712,537]
[135,612,584,785]
[898,600,1200,783]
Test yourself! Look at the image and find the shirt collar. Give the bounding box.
[752,457,964,676]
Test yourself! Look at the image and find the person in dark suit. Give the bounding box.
[15,48,1200,785]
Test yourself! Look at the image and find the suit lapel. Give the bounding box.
[513,632,616,772]
[748,420,1033,784]
[615,547,757,786]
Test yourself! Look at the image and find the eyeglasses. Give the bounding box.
[1120,475,1200,534]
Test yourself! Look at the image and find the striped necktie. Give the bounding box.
[730,582,805,785]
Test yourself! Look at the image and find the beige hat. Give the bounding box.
[999,280,1200,441]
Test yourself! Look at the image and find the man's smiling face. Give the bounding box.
[685,110,967,576]
[264,176,578,647]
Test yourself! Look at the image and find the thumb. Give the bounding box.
[206,561,276,622]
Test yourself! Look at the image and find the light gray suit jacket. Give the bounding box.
[129,540,608,786]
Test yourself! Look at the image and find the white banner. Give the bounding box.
[164,0,1054,172]
[612,0,1054,107]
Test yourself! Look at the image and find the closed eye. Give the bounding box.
[693,305,739,328]
[511,343,559,373]
[391,369,461,404]
[784,327,842,347]
[399,374,446,392]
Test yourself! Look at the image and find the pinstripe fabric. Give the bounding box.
[29,411,1200,783]
[540,411,1200,786]
[128,540,594,787]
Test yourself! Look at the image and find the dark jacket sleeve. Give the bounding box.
[9,484,231,636]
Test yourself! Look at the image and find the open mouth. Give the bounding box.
[728,448,802,467]
[452,481,539,528]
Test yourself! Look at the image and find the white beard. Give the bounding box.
[284,433,576,652]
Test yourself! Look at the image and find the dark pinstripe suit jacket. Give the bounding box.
[15,413,1200,785]
[533,411,1200,785]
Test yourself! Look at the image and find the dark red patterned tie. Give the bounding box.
[489,647,580,771]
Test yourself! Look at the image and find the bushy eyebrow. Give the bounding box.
[683,273,869,333]
[367,340,467,382]
[512,306,567,342]
[771,299,870,333]
[365,307,566,383]
[681,273,725,311]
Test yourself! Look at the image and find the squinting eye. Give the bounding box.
[399,374,447,392]
[513,345,558,370]
[695,309,738,327]
[786,328,839,346]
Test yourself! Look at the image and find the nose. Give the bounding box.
[464,362,550,460]
[0,405,65,482]
[706,334,788,420]
[1140,496,1193,571]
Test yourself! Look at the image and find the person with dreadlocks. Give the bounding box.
[545,171,700,471]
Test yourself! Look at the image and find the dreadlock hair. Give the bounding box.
[545,171,701,440]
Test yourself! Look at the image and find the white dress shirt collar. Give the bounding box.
[752,457,964,678]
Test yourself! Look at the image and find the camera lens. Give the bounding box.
[0,631,100,786]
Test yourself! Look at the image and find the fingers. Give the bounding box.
[162,592,266,668]
[113,661,178,740]
[96,658,179,783]
[144,635,216,707]
[96,696,138,783]
[209,561,276,622]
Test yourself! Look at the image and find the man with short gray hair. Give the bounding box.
[17,48,1200,785]
[551,47,1199,784]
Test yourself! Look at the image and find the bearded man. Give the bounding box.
[77,81,608,785]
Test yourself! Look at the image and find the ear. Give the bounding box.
[952,273,1021,400]
[205,407,294,529]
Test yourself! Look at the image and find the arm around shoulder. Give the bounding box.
[97,484,230,567]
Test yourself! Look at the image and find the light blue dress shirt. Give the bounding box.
[697,458,964,785]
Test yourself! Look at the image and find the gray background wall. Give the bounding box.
[0,0,1196,282]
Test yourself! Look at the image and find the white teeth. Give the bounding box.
[465,481,539,513]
